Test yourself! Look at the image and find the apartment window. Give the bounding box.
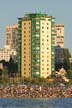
[47,56,49,58]
[42,60,44,62]
[42,68,44,70]
[29,47,31,49]
[36,22,39,24]
[47,27,49,29]
[24,31,26,33]
[47,64,49,66]
[42,27,44,29]
[42,52,44,54]
[29,68,30,70]
[47,68,49,70]
[24,48,26,50]
[24,68,26,70]
[42,64,44,66]
[47,39,49,41]
[24,64,26,66]
[24,39,26,41]
[24,23,26,25]
[36,34,39,37]
[24,35,26,37]
[36,26,39,29]
[42,39,44,41]
[42,43,44,45]
[42,55,44,58]
[42,31,44,33]
[24,27,26,29]
[24,72,26,74]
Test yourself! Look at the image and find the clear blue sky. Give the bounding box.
[0,0,72,53]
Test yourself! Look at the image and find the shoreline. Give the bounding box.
[0,84,72,98]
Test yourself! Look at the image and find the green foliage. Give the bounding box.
[67,69,72,79]
[2,68,9,85]
[64,48,71,70]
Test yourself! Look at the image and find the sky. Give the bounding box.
[0,0,72,53]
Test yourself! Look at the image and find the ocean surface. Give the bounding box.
[0,98,72,108]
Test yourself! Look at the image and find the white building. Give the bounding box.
[0,45,16,62]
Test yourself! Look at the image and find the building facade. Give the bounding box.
[55,24,64,48]
[55,46,64,64]
[0,45,16,62]
[6,24,18,51]
[18,13,55,78]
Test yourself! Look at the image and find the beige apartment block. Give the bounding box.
[18,13,55,78]
[55,24,64,48]
[6,24,18,51]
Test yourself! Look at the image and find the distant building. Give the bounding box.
[55,24,64,48]
[55,46,64,64]
[18,13,55,78]
[6,24,18,51]
[0,45,16,62]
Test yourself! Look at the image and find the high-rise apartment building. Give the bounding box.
[6,24,18,51]
[55,24,64,48]
[18,13,55,78]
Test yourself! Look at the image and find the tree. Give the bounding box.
[8,56,15,77]
[2,68,9,85]
[64,48,71,70]
[67,69,72,79]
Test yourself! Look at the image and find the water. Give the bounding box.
[0,98,72,108]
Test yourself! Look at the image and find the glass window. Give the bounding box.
[47,27,48,29]
[24,31,26,33]
[42,27,44,29]
[47,68,49,70]
[24,23,26,25]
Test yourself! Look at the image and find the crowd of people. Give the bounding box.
[0,84,72,98]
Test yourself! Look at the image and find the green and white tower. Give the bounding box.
[18,13,55,78]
